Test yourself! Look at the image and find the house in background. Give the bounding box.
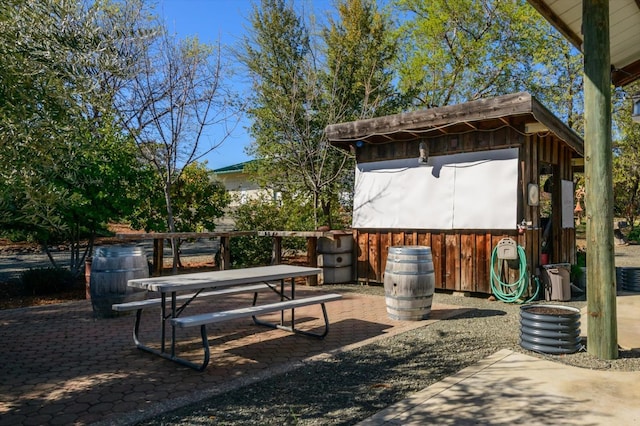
[212,160,278,230]
[212,160,261,207]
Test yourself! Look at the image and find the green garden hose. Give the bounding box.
[489,244,539,303]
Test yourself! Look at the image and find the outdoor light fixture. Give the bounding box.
[418,142,429,164]
[632,93,640,123]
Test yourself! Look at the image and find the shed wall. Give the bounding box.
[353,130,577,295]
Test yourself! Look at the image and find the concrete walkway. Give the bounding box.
[358,293,640,425]
[358,348,640,425]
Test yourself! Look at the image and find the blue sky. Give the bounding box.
[157,0,336,170]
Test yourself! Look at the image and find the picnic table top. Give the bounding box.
[127,264,322,293]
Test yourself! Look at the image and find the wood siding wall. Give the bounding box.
[353,130,577,295]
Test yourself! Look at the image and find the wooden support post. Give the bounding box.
[307,237,318,286]
[219,236,230,271]
[153,238,164,276]
[271,236,282,265]
[583,0,618,360]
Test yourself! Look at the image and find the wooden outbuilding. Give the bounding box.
[326,92,584,295]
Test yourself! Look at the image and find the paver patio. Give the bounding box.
[0,288,466,425]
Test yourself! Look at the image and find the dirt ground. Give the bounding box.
[612,241,640,267]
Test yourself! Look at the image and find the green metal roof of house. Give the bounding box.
[213,160,255,174]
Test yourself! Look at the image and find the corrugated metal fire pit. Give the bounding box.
[617,267,640,292]
[520,305,581,354]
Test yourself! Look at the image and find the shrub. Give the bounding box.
[21,267,75,295]
[229,194,319,268]
[576,247,586,267]
[230,196,286,268]
[230,235,273,268]
[627,227,640,243]
[228,191,350,268]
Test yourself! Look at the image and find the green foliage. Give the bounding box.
[172,163,230,232]
[612,83,640,229]
[241,0,397,228]
[627,228,640,244]
[576,247,587,267]
[1,117,147,274]
[393,0,583,127]
[0,229,36,243]
[21,268,76,296]
[128,161,230,232]
[0,0,158,276]
[228,194,327,268]
[126,163,168,233]
[323,0,402,120]
[230,196,287,268]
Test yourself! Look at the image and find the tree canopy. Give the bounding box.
[613,83,640,229]
[393,0,583,125]
[4,0,639,264]
[0,0,233,274]
[241,0,399,228]
[0,0,156,275]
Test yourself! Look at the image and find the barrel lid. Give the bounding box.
[388,245,431,255]
[94,246,146,257]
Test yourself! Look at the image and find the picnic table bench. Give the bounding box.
[113,265,342,371]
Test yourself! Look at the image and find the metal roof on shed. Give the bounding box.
[528,0,640,86]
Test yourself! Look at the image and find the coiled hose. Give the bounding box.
[489,244,539,303]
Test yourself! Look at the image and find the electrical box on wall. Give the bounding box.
[496,238,518,260]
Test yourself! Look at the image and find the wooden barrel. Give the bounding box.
[90,246,148,318]
[384,246,435,320]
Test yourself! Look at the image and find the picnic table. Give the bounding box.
[112,265,342,370]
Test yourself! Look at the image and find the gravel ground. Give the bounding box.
[139,284,640,426]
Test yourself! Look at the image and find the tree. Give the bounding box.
[525,30,584,132]
[0,0,156,277]
[241,0,399,228]
[242,0,331,228]
[323,0,401,122]
[128,161,230,267]
[322,0,402,222]
[118,27,238,271]
[230,195,288,268]
[393,0,582,116]
[0,118,146,277]
[171,163,229,233]
[613,83,640,230]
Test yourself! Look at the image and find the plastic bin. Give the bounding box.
[542,263,571,301]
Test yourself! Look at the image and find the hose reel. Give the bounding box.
[490,238,539,303]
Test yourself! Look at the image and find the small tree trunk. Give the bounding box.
[627,177,639,232]
[164,181,179,274]
[43,244,59,269]
[321,198,332,229]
